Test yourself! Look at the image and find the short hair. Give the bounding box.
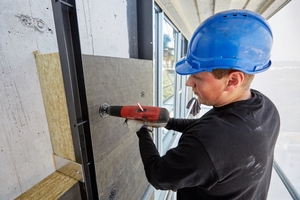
[211,69,254,89]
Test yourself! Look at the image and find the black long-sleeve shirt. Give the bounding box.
[136,89,280,200]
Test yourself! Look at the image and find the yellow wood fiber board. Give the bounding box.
[35,52,75,161]
[15,172,77,200]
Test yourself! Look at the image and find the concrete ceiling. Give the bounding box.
[155,0,292,39]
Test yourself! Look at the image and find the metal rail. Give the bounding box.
[273,160,300,200]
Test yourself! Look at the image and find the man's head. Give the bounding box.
[175,9,272,107]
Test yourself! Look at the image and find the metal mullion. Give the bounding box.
[174,32,182,118]
[155,11,164,154]
[51,0,98,199]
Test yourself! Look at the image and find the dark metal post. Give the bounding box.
[137,0,153,60]
[51,0,98,199]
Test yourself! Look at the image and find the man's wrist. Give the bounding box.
[136,126,151,137]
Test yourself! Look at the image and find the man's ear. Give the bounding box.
[225,71,244,91]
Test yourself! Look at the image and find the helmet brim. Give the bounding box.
[175,57,272,75]
[175,57,205,75]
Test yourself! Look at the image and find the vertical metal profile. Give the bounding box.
[137,0,154,60]
[127,0,139,58]
[51,0,98,199]
[174,33,182,118]
[155,11,164,154]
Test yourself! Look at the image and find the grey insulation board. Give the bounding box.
[82,55,152,199]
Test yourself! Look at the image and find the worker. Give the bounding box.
[135,9,280,199]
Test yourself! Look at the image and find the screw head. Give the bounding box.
[109,188,117,200]
[141,90,146,98]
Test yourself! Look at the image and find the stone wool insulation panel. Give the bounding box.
[82,55,152,199]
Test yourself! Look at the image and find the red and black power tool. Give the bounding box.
[99,103,169,127]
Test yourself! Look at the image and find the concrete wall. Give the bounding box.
[76,0,131,58]
[0,0,58,199]
[0,0,143,199]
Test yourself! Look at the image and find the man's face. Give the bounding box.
[185,72,227,107]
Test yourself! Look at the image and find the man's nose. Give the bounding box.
[185,76,194,87]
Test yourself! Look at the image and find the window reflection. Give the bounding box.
[162,20,176,145]
[252,61,300,196]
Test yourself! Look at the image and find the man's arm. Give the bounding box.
[136,127,218,191]
[165,118,199,132]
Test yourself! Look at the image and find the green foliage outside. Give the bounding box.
[163,70,175,101]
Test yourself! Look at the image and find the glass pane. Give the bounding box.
[162,19,176,149]
[162,21,175,115]
[267,168,293,200]
[274,132,300,194]
[252,61,300,195]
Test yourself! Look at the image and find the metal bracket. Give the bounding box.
[53,154,84,182]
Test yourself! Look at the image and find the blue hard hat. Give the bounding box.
[175,9,273,75]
